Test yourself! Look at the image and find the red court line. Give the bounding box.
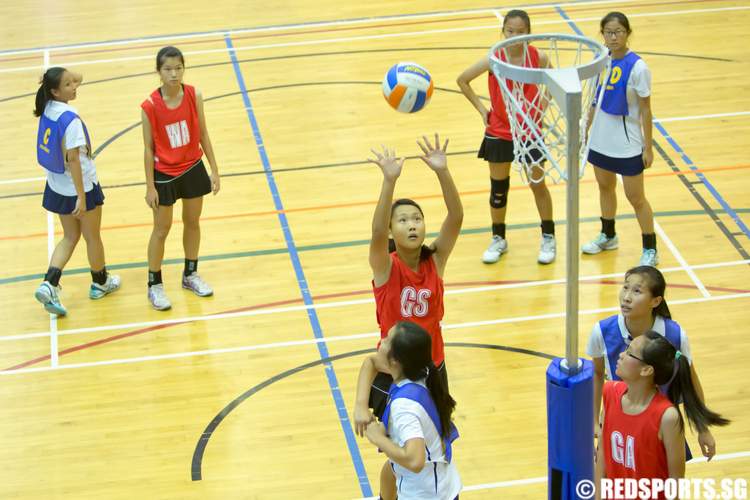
[3,163,749,242]
[4,278,748,372]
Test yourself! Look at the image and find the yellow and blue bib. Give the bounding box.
[37,110,90,173]
[599,51,641,116]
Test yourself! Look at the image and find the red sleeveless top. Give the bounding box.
[141,84,203,176]
[373,253,445,366]
[486,45,541,140]
[602,381,673,493]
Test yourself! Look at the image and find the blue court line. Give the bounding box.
[555,6,584,36]
[554,7,750,242]
[223,34,372,496]
[652,121,750,239]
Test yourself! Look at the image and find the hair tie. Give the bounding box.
[675,350,682,360]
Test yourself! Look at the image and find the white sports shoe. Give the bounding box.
[34,281,67,316]
[482,235,508,264]
[538,234,556,264]
[581,233,619,255]
[148,284,172,311]
[90,274,121,300]
[639,248,659,267]
[182,273,214,297]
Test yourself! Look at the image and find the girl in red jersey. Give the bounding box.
[141,46,220,311]
[353,134,462,500]
[457,9,556,265]
[595,331,729,499]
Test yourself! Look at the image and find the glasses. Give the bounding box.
[625,348,646,363]
[602,30,627,38]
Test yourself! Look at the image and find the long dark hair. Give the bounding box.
[600,11,632,35]
[389,321,456,438]
[503,9,531,32]
[641,331,729,433]
[388,199,434,261]
[625,266,672,319]
[156,46,185,71]
[34,67,67,117]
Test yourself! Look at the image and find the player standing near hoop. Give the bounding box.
[457,9,556,265]
[582,12,659,267]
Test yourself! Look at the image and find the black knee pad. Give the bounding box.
[490,177,510,209]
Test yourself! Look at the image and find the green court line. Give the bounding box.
[3,208,748,286]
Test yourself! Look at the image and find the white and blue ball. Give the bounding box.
[382,62,434,113]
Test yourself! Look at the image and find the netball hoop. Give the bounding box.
[489,33,610,500]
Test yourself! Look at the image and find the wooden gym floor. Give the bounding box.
[0,0,748,498]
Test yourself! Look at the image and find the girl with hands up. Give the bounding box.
[354,134,462,499]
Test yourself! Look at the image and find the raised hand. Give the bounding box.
[369,145,404,182]
[417,133,449,172]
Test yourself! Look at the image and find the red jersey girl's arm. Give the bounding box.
[368,147,402,286]
[195,88,218,173]
[141,109,159,210]
[660,406,686,478]
[456,56,491,124]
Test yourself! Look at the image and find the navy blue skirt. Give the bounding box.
[42,182,105,214]
[588,149,644,176]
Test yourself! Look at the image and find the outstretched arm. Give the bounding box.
[369,146,404,286]
[418,134,462,276]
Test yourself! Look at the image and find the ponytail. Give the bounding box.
[667,352,730,433]
[389,321,456,439]
[425,362,456,439]
[642,331,730,433]
[34,67,66,117]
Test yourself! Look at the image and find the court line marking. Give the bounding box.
[654,220,710,297]
[2,291,748,376]
[4,258,749,343]
[655,121,750,240]
[42,49,59,368]
[2,110,748,188]
[0,0,646,56]
[1,4,747,74]
[355,450,750,498]
[225,34,371,496]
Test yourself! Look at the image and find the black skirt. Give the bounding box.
[154,159,212,206]
[478,135,544,165]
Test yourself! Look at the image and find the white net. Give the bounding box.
[489,34,610,184]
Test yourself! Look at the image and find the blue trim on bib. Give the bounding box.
[37,110,91,173]
[382,382,459,463]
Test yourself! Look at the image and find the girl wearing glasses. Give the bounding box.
[595,332,729,494]
[582,11,659,267]
[586,266,718,460]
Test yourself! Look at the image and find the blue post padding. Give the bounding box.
[547,358,594,500]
